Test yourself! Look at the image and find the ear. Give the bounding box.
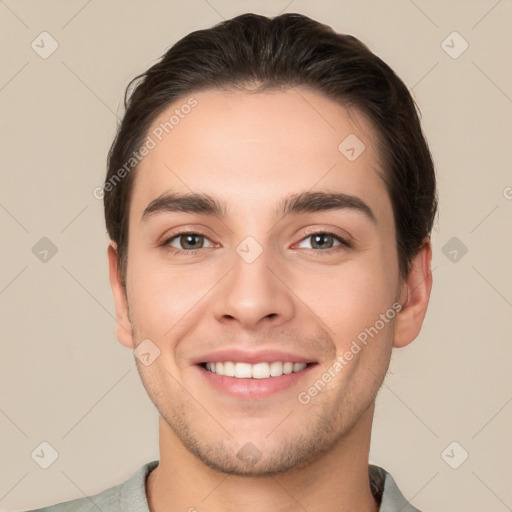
[107,242,134,349]
[393,237,433,348]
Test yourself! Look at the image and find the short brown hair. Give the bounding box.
[104,12,437,285]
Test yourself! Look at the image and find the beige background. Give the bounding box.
[1,0,511,510]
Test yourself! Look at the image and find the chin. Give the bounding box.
[187,439,325,477]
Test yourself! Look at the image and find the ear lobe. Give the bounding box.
[393,238,433,348]
[107,242,134,349]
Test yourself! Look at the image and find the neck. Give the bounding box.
[146,403,379,512]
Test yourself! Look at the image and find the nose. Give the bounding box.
[213,246,295,330]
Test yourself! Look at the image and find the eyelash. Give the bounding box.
[161,230,351,255]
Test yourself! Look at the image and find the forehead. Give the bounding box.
[130,87,392,226]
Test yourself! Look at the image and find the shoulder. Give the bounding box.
[20,460,159,512]
[369,464,423,512]
[21,486,119,512]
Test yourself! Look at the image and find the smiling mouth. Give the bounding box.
[200,361,314,379]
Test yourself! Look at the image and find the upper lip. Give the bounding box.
[191,349,315,365]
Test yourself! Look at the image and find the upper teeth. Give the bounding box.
[205,361,307,379]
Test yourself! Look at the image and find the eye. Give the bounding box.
[165,233,215,251]
[296,232,349,250]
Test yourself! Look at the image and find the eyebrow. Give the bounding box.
[141,190,376,224]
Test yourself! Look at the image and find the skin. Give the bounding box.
[108,87,432,512]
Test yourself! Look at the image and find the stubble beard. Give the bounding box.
[129,314,387,478]
[137,359,380,478]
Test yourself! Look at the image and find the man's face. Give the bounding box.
[112,87,409,475]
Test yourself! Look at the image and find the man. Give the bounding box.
[27,11,436,512]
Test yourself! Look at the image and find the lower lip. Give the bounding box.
[197,364,316,399]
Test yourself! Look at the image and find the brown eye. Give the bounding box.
[310,233,335,249]
[166,233,214,251]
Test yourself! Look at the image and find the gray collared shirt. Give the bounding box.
[24,460,421,512]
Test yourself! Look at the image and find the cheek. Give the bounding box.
[298,260,396,338]
[126,249,220,338]
[312,262,397,401]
